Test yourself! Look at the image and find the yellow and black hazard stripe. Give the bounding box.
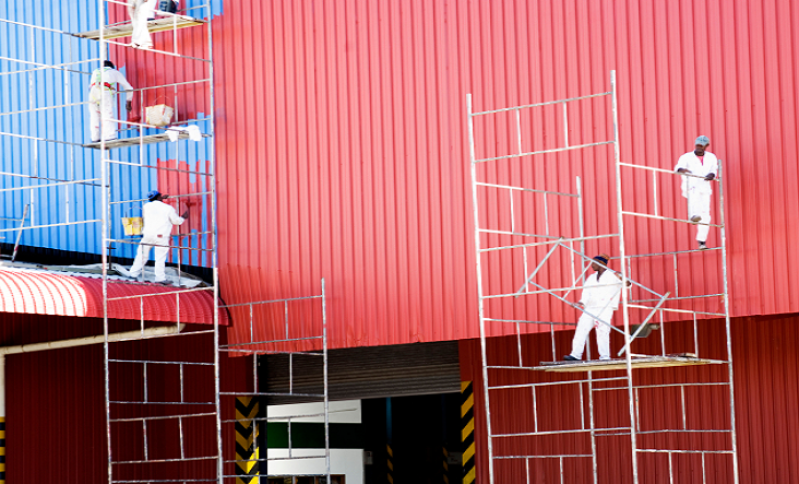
[443,446,450,484]
[387,443,394,483]
[461,382,475,484]
[0,417,5,484]
[235,397,259,484]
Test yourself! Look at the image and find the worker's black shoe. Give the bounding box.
[563,355,580,361]
[698,241,708,250]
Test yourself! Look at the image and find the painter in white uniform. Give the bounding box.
[564,254,624,362]
[129,190,189,283]
[674,135,719,249]
[128,0,158,49]
[88,61,133,142]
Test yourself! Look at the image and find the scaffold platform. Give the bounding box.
[536,354,726,372]
[73,16,206,41]
[83,130,208,149]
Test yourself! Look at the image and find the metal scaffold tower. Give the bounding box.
[220,283,331,483]
[467,71,738,483]
[89,2,222,483]
[0,2,331,483]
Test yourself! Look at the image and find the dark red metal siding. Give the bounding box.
[2,313,249,484]
[459,314,799,484]
[208,0,799,349]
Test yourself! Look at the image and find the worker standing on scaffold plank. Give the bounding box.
[564,254,625,362]
[88,61,133,142]
[675,135,718,250]
[128,190,189,285]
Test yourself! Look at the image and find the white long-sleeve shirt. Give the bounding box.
[89,67,134,102]
[674,151,718,198]
[579,271,623,311]
[141,200,185,239]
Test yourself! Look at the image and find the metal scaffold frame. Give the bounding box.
[3,2,199,483]
[0,2,332,482]
[91,2,223,483]
[220,281,331,483]
[467,70,738,484]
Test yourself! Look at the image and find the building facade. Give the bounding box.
[1,0,798,483]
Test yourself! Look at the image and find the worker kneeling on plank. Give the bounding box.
[88,61,133,142]
[675,135,718,250]
[564,254,625,362]
[129,190,188,285]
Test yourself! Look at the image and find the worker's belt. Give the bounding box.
[90,82,115,91]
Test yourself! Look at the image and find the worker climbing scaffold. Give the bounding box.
[675,135,719,250]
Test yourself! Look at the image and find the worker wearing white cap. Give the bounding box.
[88,61,134,142]
[564,254,625,362]
[674,135,719,250]
[129,190,189,284]
[128,0,158,49]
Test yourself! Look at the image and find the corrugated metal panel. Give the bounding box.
[0,1,106,254]
[1,312,249,484]
[106,0,217,266]
[459,315,799,483]
[0,0,216,263]
[263,341,460,404]
[0,266,227,324]
[216,0,799,351]
[4,0,799,348]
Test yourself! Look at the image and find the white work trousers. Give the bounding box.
[129,0,156,48]
[687,190,712,242]
[88,89,117,142]
[570,309,614,360]
[129,235,170,282]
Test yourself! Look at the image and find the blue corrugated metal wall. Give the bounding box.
[0,1,216,262]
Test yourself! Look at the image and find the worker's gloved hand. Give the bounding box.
[677,168,691,175]
[705,173,715,181]
[181,210,190,220]
[126,101,133,112]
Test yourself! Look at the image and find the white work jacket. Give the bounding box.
[579,271,623,311]
[674,151,718,197]
[89,67,134,102]
[141,200,185,240]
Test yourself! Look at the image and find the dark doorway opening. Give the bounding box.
[362,393,462,484]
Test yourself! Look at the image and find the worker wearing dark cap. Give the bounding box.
[128,190,188,284]
[564,254,624,362]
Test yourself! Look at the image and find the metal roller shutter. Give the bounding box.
[261,341,460,403]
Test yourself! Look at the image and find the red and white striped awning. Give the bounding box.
[0,268,227,325]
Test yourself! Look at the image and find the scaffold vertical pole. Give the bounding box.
[578,175,599,484]
[718,160,740,484]
[322,278,331,482]
[206,0,224,481]
[467,93,495,483]
[611,69,639,484]
[98,3,112,484]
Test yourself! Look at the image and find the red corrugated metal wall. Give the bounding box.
[2,313,250,484]
[211,0,799,349]
[459,314,799,483]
